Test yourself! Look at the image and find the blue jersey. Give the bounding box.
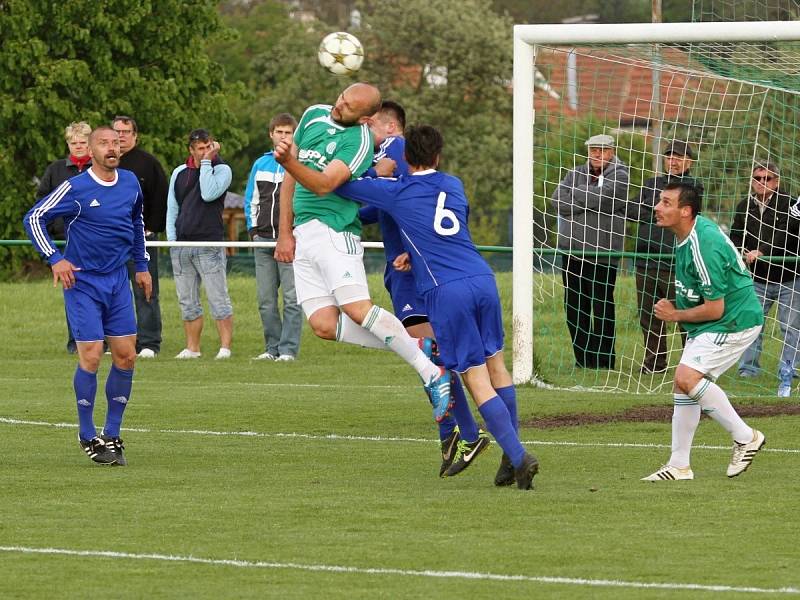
[359,136,409,263]
[339,169,493,294]
[25,168,148,273]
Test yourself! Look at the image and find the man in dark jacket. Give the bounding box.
[112,116,169,358]
[551,133,629,370]
[37,121,93,354]
[628,141,702,374]
[166,129,233,360]
[730,160,800,396]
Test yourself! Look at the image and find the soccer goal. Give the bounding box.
[512,19,800,394]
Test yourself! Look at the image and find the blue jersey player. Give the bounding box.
[360,102,488,478]
[339,125,539,490]
[24,126,151,466]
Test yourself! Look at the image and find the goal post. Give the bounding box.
[512,20,800,386]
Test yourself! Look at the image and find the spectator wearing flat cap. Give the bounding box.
[551,133,629,370]
[628,140,703,374]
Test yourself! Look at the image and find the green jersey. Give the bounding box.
[292,104,374,234]
[674,215,763,337]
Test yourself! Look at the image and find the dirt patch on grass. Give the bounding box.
[523,403,800,429]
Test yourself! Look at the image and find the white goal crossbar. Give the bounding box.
[512,20,800,384]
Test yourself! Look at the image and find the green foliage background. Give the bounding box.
[0,0,247,277]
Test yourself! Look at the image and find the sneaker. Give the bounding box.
[101,435,126,466]
[276,355,295,362]
[215,348,231,360]
[425,368,452,422]
[778,384,792,398]
[494,453,515,487]
[419,337,443,366]
[253,352,277,361]
[137,348,157,359]
[79,437,117,465]
[444,431,491,477]
[175,349,201,359]
[737,369,758,378]
[641,464,694,481]
[727,429,766,478]
[514,452,540,490]
[439,429,461,477]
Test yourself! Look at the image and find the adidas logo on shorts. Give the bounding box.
[402,304,413,312]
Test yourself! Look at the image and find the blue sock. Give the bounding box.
[449,374,480,442]
[104,365,133,437]
[495,385,518,432]
[478,396,526,467]
[437,416,457,441]
[74,366,98,441]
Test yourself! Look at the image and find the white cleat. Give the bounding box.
[641,464,694,481]
[275,355,295,362]
[727,429,766,478]
[253,352,277,361]
[175,348,201,359]
[137,348,156,359]
[215,348,232,360]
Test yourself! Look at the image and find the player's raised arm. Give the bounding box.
[274,138,354,196]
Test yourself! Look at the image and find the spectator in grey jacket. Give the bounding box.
[628,141,701,374]
[551,134,629,369]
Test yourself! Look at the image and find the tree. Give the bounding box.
[0,0,246,277]
[358,0,514,244]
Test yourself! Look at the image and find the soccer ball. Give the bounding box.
[318,31,364,76]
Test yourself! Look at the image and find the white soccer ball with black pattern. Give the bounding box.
[318,32,364,76]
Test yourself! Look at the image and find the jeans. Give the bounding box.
[254,236,302,357]
[738,277,800,379]
[170,246,233,321]
[127,233,162,353]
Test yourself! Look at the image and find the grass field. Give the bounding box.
[0,271,798,598]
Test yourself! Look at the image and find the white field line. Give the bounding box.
[1,416,799,454]
[0,546,797,594]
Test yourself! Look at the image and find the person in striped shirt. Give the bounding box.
[273,83,451,413]
[642,181,766,482]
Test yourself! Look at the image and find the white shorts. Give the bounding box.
[293,219,370,306]
[679,325,762,380]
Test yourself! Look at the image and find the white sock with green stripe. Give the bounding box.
[336,313,389,350]
[361,305,440,382]
[668,394,700,468]
[689,379,752,443]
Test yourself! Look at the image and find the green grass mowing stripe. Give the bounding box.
[1,546,798,595]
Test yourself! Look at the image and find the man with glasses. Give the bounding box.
[730,160,800,396]
[112,116,169,359]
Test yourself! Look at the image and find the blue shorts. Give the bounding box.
[384,265,427,323]
[425,275,504,373]
[64,266,136,342]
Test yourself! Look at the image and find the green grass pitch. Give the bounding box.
[0,272,797,598]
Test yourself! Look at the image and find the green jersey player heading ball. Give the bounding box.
[273,82,452,415]
[642,181,766,482]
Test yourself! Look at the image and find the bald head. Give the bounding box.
[331,82,382,126]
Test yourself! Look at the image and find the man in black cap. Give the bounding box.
[629,141,703,374]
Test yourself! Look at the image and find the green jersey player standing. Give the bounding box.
[273,82,451,413]
[642,181,766,482]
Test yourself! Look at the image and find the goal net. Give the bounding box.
[512,15,800,397]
